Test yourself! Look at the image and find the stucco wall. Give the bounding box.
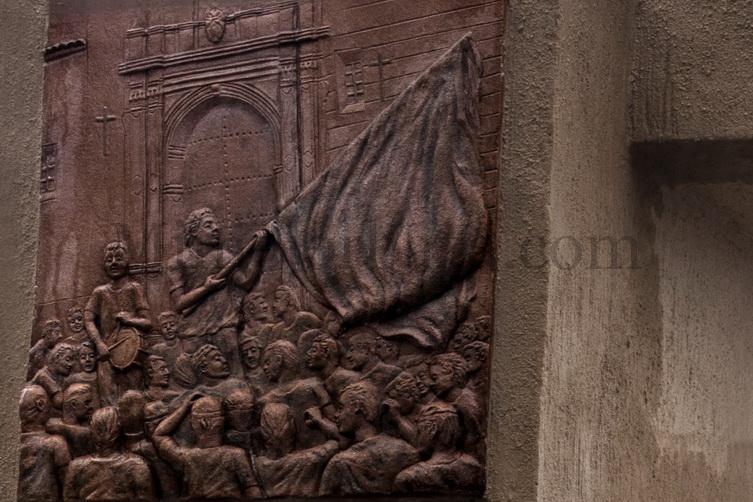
[537,0,659,500]
[633,1,753,499]
[632,0,753,141]
[487,0,557,500]
[650,183,753,500]
[0,0,46,499]
[533,0,753,500]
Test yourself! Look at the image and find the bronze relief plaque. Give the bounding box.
[21,1,502,500]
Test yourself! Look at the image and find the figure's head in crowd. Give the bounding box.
[305,332,340,371]
[117,390,146,438]
[342,327,378,371]
[260,402,295,459]
[67,307,85,334]
[78,341,97,373]
[241,292,273,324]
[474,315,492,341]
[144,401,169,438]
[450,321,478,352]
[462,341,489,373]
[322,310,342,336]
[90,406,121,455]
[429,353,468,397]
[412,364,432,398]
[337,381,379,434]
[19,385,50,431]
[415,402,461,452]
[375,336,399,364]
[223,388,254,433]
[385,372,422,415]
[103,241,129,280]
[190,396,224,448]
[48,343,76,377]
[240,334,264,371]
[145,355,171,388]
[272,285,300,319]
[63,383,95,424]
[192,344,230,380]
[158,311,178,341]
[42,319,64,348]
[184,207,220,248]
[262,340,298,383]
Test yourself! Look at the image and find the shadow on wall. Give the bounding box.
[631,138,753,501]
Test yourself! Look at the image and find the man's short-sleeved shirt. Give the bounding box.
[166,248,241,338]
[64,452,153,501]
[395,452,483,492]
[153,440,257,499]
[19,431,70,502]
[85,282,150,343]
[320,434,419,495]
[257,440,339,497]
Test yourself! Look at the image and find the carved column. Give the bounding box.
[123,77,148,269]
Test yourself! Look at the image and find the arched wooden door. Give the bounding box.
[164,94,282,289]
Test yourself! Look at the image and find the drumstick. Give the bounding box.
[108,335,131,350]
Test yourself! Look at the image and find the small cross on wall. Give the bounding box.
[95,106,118,157]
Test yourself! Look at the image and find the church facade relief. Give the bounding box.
[24,1,503,500]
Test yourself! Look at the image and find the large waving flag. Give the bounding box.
[267,35,488,349]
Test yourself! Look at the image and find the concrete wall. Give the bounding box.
[488,0,557,499]
[632,0,753,141]
[0,0,46,499]
[650,182,753,500]
[537,0,661,500]
[525,0,753,500]
[633,2,753,500]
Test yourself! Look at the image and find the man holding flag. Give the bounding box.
[166,207,270,376]
[170,35,487,362]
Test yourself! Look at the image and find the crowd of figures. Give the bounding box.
[19,207,491,501]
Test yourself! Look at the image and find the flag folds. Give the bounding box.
[268,35,489,348]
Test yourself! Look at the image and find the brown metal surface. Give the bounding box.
[19,1,503,500]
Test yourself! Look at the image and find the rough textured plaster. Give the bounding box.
[648,183,753,501]
[536,0,753,500]
[0,0,46,499]
[537,0,665,500]
[632,0,753,141]
[631,1,753,500]
[488,0,557,500]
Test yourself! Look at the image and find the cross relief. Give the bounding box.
[95,106,118,157]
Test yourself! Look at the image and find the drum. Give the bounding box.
[108,326,142,369]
